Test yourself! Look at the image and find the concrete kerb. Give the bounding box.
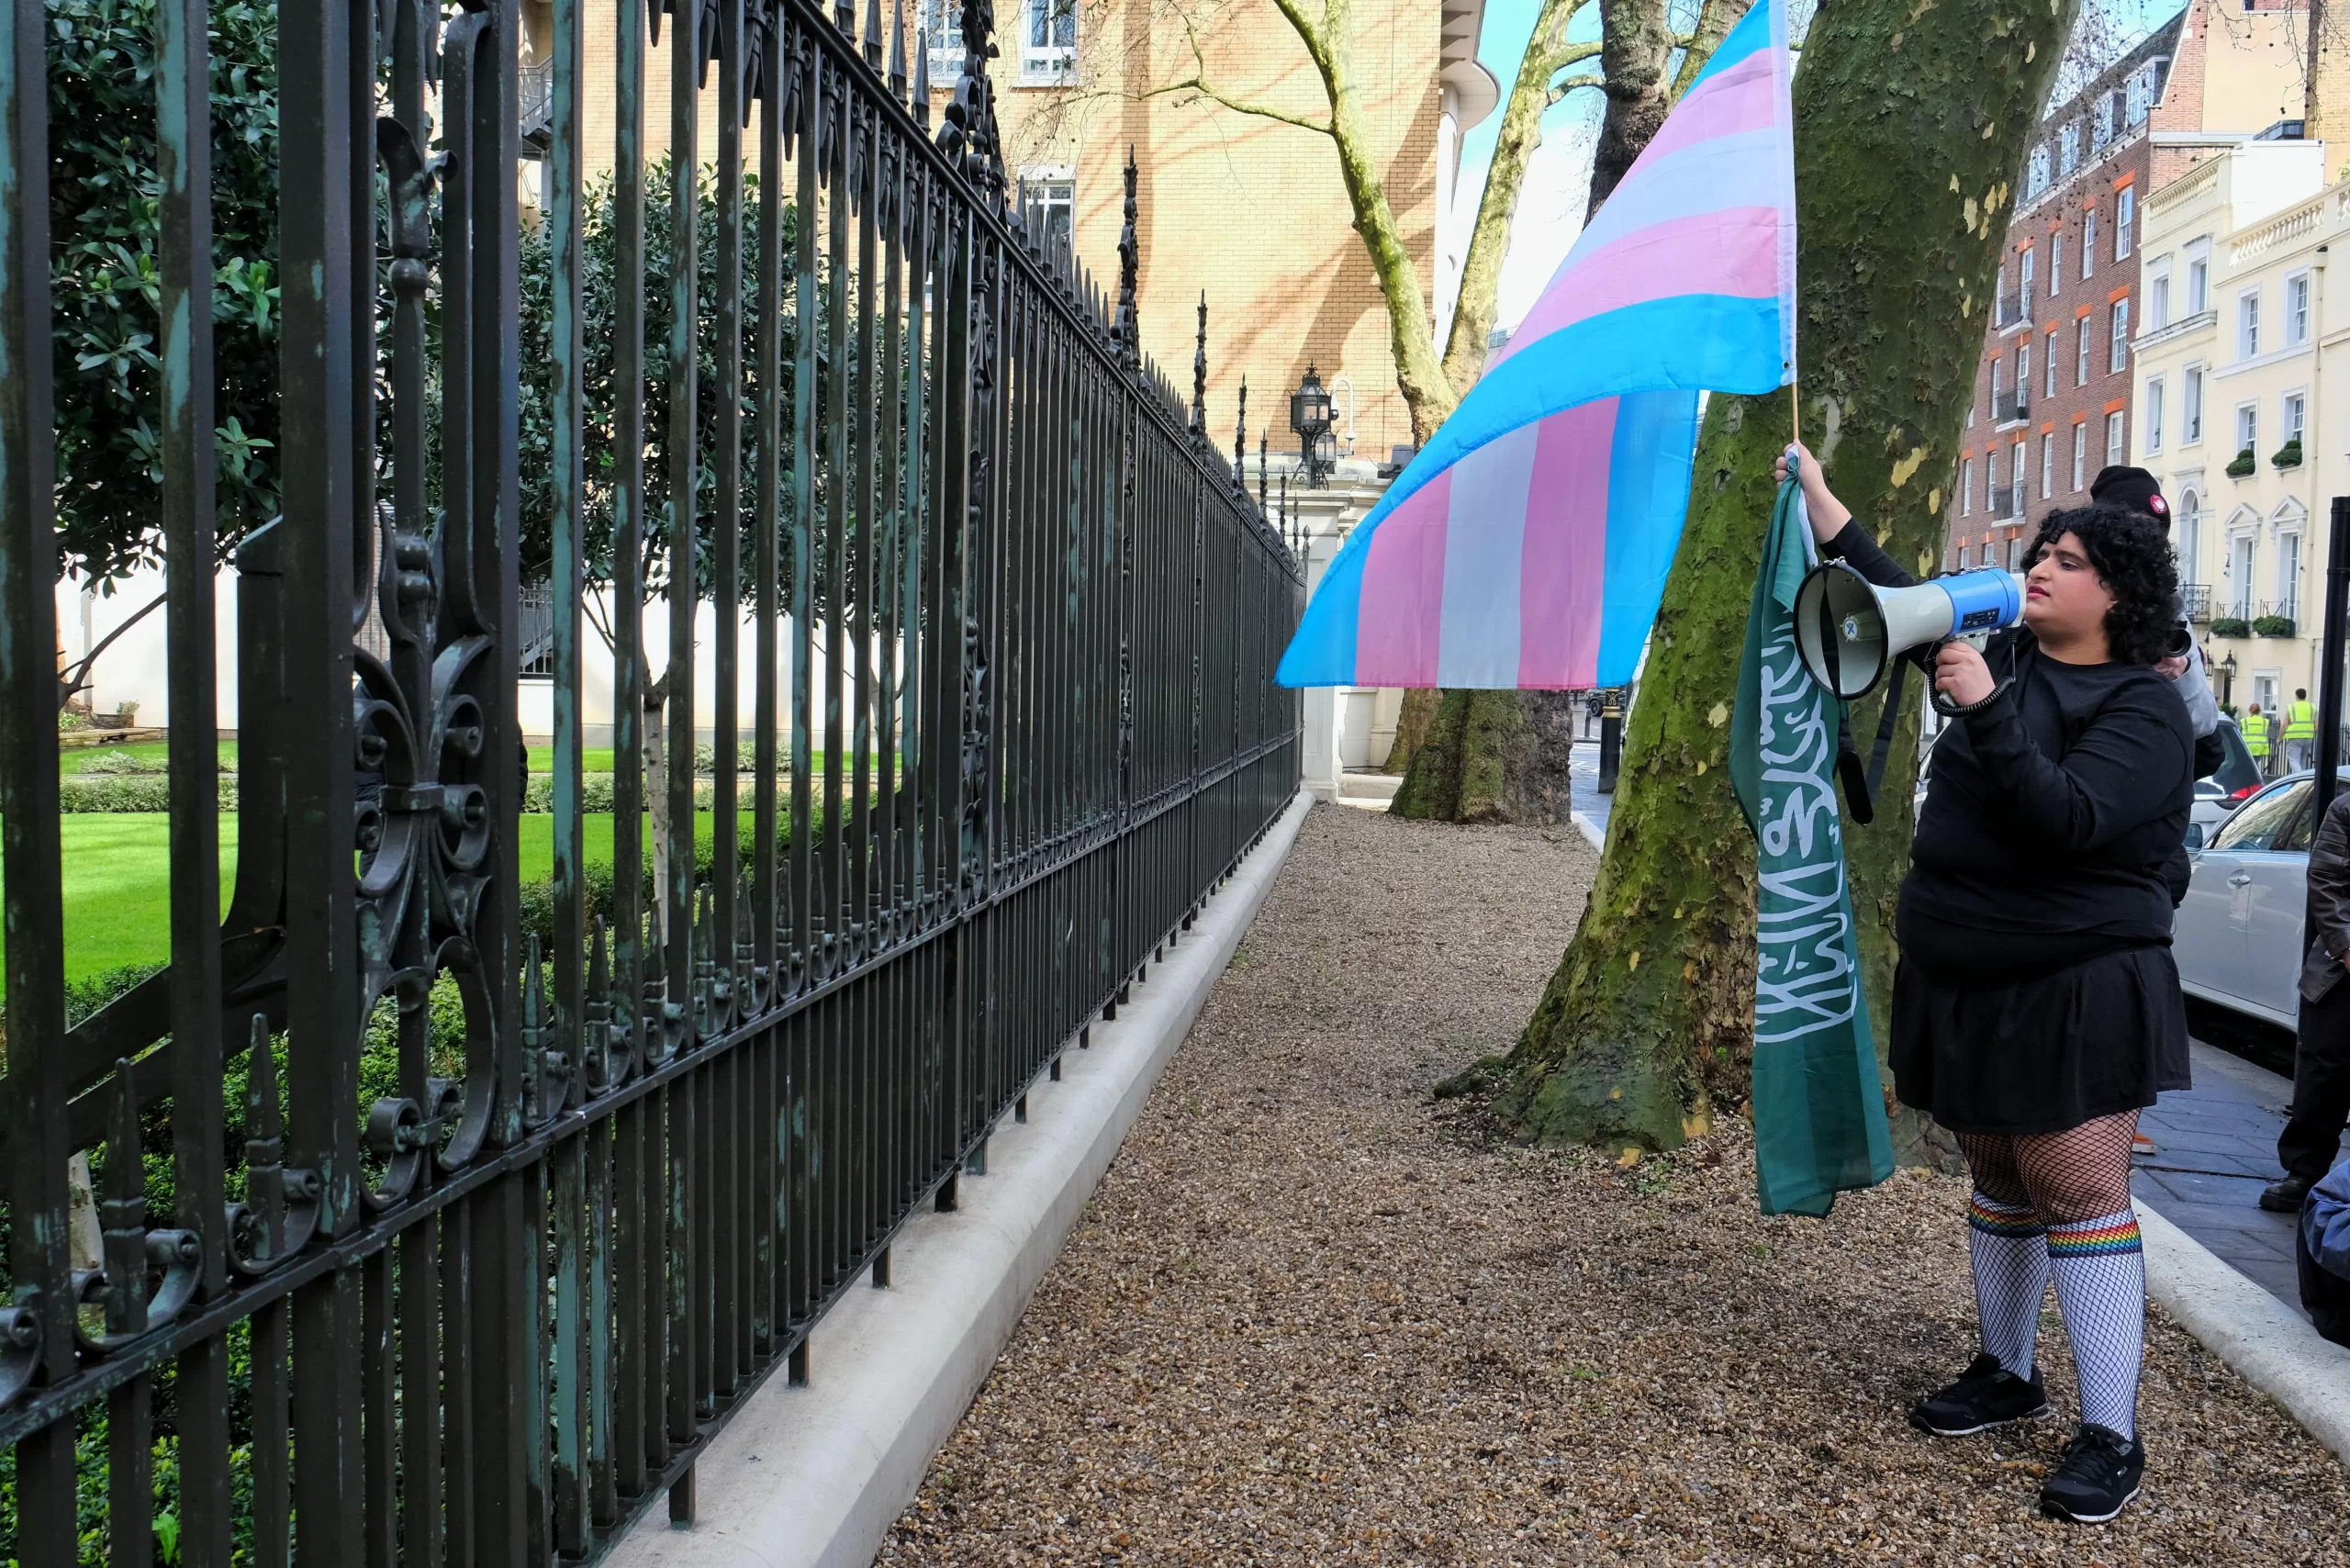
[1570,811,1605,851]
[2137,1197,2350,1461]
[605,790,1315,1568]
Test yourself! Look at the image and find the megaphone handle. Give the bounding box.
[1924,639,2016,717]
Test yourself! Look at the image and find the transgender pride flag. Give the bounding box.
[1277,0,1796,690]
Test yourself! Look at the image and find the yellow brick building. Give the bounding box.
[536,0,1490,466]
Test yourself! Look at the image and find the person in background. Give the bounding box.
[2264,787,2350,1213]
[2246,703,2272,777]
[2288,689,2319,774]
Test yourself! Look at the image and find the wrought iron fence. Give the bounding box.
[0,0,1302,1559]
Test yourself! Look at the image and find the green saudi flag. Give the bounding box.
[1728,476,1897,1216]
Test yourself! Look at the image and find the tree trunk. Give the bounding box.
[1588,0,1673,210]
[1389,689,1580,823]
[1384,686,1438,774]
[1494,0,2074,1156]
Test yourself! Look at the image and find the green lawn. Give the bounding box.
[5,811,740,989]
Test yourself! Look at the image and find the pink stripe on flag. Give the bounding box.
[1517,400,1616,688]
[1623,54,1777,174]
[1354,473,1451,686]
[1497,208,1782,366]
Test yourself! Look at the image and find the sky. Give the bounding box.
[1439,0,2179,342]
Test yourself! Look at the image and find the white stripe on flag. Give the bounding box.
[1436,422,1540,687]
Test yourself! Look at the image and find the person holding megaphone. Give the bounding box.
[1775,442,2193,1525]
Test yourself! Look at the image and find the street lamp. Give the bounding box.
[1291,364,1336,488]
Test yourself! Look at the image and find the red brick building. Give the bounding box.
[1946,0,2308,570]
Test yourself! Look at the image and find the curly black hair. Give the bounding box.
[2021,504,2180,665]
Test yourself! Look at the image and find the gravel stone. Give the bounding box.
[876,804,2350,1565]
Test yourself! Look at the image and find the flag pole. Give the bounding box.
[1789,376,1799,447]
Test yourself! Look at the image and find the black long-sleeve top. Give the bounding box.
[1823,521,2194,982]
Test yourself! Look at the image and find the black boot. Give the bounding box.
[1908,1353,2049,1437]
[2261,1173,2315,1213]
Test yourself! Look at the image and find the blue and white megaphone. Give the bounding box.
[1792,562,2025,701]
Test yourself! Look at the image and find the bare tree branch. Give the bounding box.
[1547,69,1605,106]
[1140,13,1334,133]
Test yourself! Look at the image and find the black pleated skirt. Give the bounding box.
[1889,944,2191,1136]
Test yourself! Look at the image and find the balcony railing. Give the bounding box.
[2180,583,2212,622]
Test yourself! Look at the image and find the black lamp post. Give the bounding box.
[1291,364,1335,488]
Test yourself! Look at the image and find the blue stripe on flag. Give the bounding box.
[1596,389,1703,685]
[1274,517,1369,687]
[1686,0,1774,92]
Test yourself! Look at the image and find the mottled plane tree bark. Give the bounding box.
[1480,0,2078,1157]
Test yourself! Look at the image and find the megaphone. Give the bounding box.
[1793,563,2024,700]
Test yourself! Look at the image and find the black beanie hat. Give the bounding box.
[2090,465,2169,523]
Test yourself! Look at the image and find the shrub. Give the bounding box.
[2272,438,2304,469]
[2226,446,2257,478]
[2253,614,2297,637]
[60,775,240,812]
[58,709,88,732]
[2210,616,2253,639]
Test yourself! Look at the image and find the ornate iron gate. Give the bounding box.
[0,0,1302,1554]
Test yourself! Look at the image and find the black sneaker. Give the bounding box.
[2039,1423,2145,1523]
[1908,1353,2050,1436]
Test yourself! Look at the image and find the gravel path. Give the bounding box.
[878,805,2350,1565]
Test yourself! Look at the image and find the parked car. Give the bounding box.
[2177,769,2320,1030]
[2188,715,2265,849]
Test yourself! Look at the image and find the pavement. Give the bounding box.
[1566,736,2313,1315]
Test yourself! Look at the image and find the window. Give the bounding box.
[2288,272,2311,345]
[2009,536,2025,571]
[2148,267,2170,330]
[1021,0,1077,82]
[2232,534,2257,617]
[1023,169,1074,250]
[2146,376,2165,452]
[2017,343,2030,408]
[2020,245,2036,315]
[1988,446,2001,504]
[1963,457,1975,515]
[2095,93,2117,149]
[2045,329,2059,396]
[1990,359,2003,414]
[1959,543,1974,569]
[2238,401,2259,454]
[2042,433,2054,498]
[923,0,966,68]
[2185,366,2204,442]
[2052,233,2065,294]
[2286,390,2307,447]
[2188,252,2209,314]
[2116,187,2134,259]
[2178,491,2201,586]
[2076,317,2091,385]
[2106,410,2125,466]
[2072,421,2087,488]
[2012,440,2028,513]
[2083,209,2098,278]
[2028,145,2053,198]
[2126,62,2154,126]
[2240,290,2261,358]
[2109,297,2130,373]
[2280,530,2303,620]
[2061,123,2081,175]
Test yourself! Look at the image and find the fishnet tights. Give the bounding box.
[1958,1110,2140,1226]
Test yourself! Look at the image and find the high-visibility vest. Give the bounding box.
[2247,718,2272,756]
[2287,700,2319,742]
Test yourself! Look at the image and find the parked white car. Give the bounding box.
[2177,769,2319,1030]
